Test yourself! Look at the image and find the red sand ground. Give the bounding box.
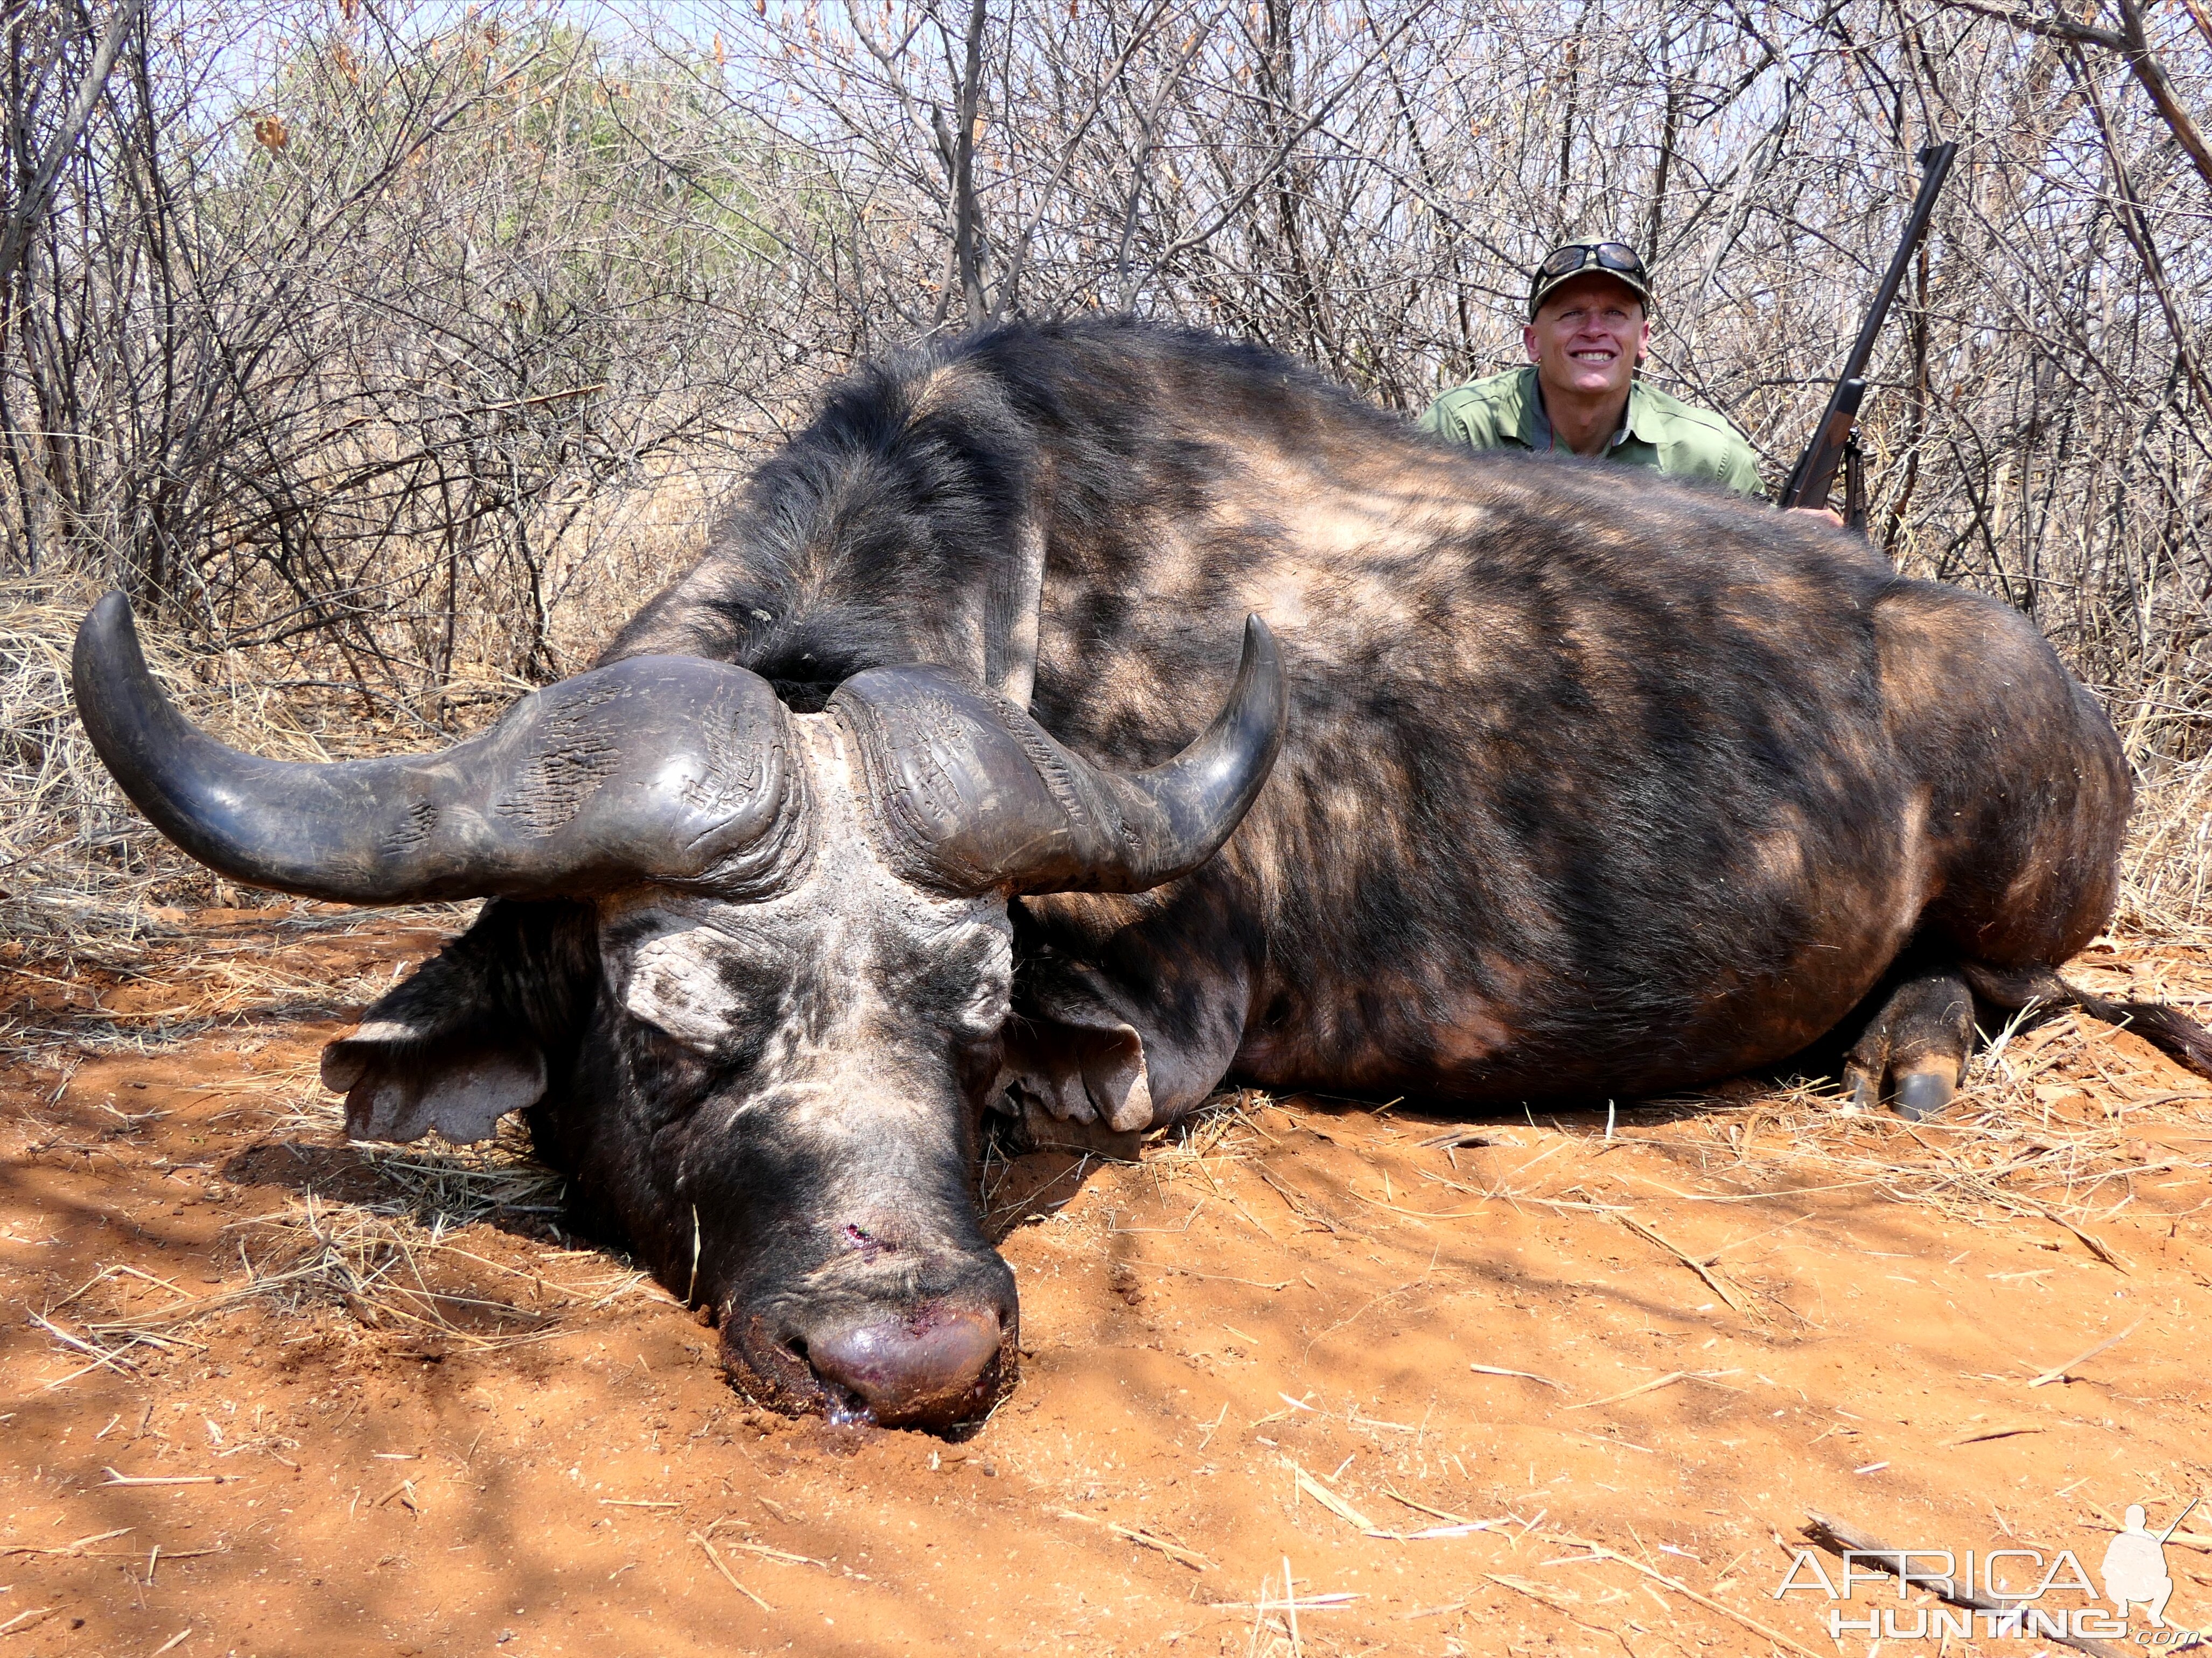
[4,905,2210,1657]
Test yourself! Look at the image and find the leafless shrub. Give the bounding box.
[2,0,2207,950]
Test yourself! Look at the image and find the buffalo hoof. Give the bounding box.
[1892,1067,1956,1121]
[1845,971,1973,1122]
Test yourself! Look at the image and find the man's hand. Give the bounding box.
[1787,506,1845,528]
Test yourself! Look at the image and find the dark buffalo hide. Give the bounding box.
[79,317,2212,1429]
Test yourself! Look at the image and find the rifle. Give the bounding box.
[2157,1495,2201,1544]
[1780,140,1958,530]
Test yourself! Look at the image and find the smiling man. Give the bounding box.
[1419,240,1765,498]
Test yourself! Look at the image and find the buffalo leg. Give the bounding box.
[1842,969,1975,1120]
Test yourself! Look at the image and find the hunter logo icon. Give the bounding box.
[1774,1498,2206,1647]
[2105,1499,2198,1629]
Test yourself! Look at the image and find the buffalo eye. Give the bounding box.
[615,924,766,1055]
[945,932,1013,1038]
[951,974,1011,1037]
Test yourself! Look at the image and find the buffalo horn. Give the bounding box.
[72,592,804,903]
[831,614,1286,895]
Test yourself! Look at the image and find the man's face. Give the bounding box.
[1523,273,1649,403]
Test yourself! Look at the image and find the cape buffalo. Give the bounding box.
[76,317,2212,1430]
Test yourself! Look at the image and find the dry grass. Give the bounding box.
[29,1102,652,1386]
[214,1101,652,1347]
[2120,750,2212,944]
[0,572,361,953]
[270,1084,572,1230]
[35,1207,552,1386]
[0,911,458,1064]
[1,573,188,950]
[2109,661,2212,945]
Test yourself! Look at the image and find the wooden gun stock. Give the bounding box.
[1780,378,1865,512]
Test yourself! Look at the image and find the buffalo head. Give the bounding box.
[74,594,1283,1429]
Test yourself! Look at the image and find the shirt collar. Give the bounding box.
[1523,367,1640,453]
[1621,379,1663,445]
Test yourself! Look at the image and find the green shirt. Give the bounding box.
[1418,366,1766,498]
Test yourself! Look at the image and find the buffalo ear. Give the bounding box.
[995,953,1205,1146]
[999,902,1257,1149]
[316,897,596,1144]
[321,1020,546,1144]
[999,982,1155,1137]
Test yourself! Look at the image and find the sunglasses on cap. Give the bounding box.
[1536,241,1646,281]
[1529,240,1651,320]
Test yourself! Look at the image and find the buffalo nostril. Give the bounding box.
[803,1305,1004,1428]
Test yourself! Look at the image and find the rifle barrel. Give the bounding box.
[1837,142,1959,392]
[2157,1495,2201,1543]
[1780,140,1958,513]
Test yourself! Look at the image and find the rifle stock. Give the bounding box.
[1783,378,1865,512]
[1780,141,1958,519]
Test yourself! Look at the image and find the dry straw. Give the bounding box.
[30,1092,648,1384]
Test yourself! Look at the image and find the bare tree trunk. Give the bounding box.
[952,0,990,329]
[1556,1,1587,227]
[1642,71,1683,262]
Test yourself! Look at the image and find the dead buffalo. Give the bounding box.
[75,317,2212,1430]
